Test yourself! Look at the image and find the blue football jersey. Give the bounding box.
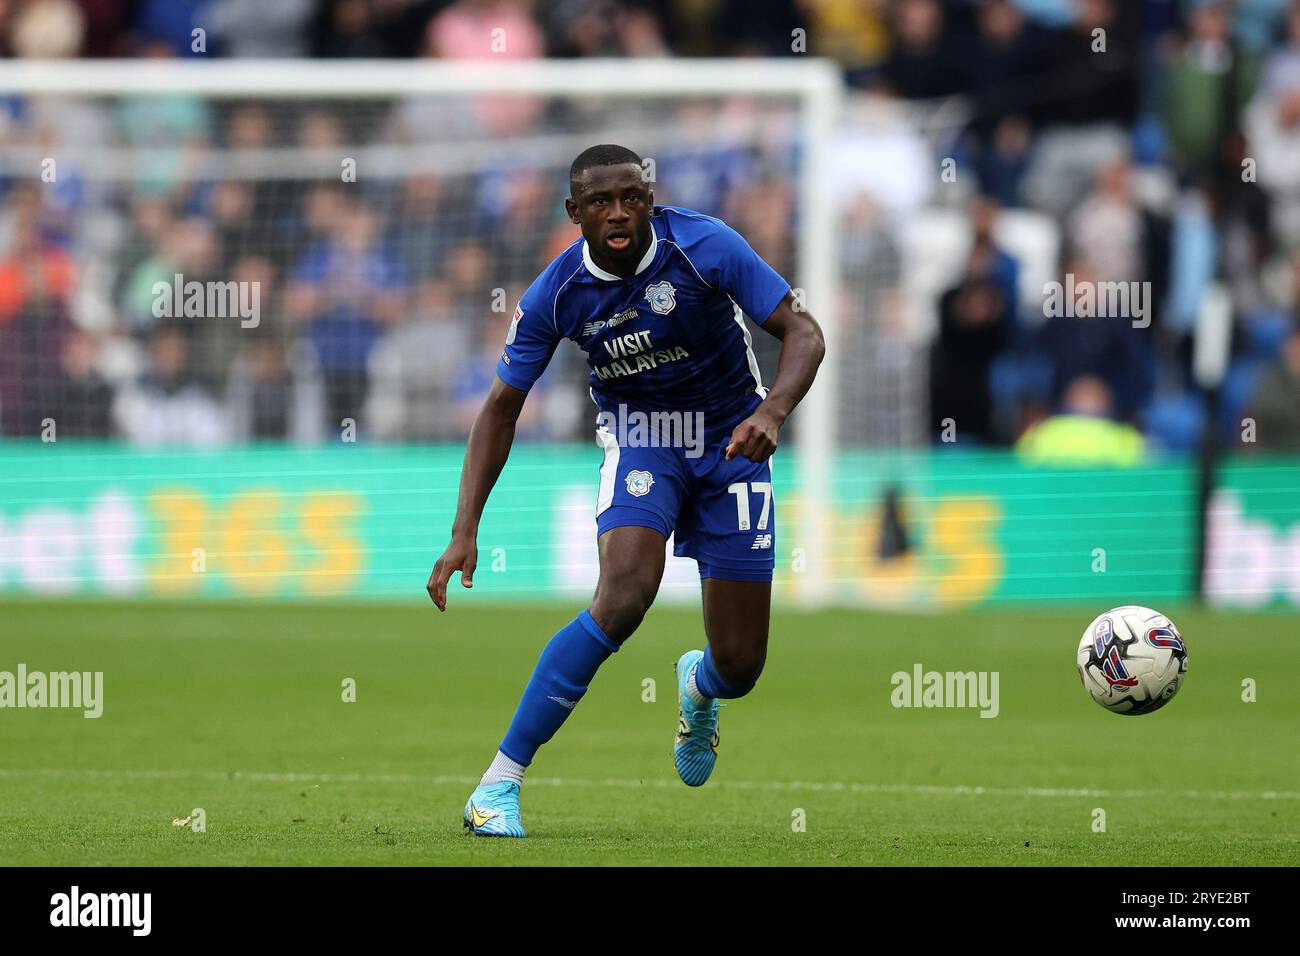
[496,205,790,438]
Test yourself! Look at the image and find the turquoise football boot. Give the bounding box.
[463,781,526,837]
[674,649,721,787]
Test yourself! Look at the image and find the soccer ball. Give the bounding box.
[1077,606,1188,715]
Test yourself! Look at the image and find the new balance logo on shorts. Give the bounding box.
[751,534,772,550]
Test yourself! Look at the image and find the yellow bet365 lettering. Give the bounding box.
[299,492,364,595]
[221,489,290,595]
[148,488,209,593]
[930,497,1003,607]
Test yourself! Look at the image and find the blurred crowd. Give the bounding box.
[0,0,1298,456]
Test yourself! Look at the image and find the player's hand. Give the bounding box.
[427,535,478,611]
[725,409,780,462]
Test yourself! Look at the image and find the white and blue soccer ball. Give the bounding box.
[1077,606,1188,715]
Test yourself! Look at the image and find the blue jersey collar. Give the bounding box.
[581,228,659,281]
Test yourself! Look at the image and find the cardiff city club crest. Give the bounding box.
[643,281,677,315]
[625,470,655,497]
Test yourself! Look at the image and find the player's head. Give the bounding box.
[566,144,654,272]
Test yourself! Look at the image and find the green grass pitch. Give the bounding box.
[0,598,1295,866]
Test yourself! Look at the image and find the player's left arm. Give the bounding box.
[726,291,825,462]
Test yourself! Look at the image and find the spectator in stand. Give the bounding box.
[968,194,1022,341]
[969,0,1053,128]
[1010,0,1074,28]
[1016,375,1146,466]
[965,0,1052,205]
[481,169,559,288]
[1033,256,1154,422]
[800,0,890,84]
[225,328,326,443]
[878,0,972,99]
[132,0,206,57]
[542,0,624,57]
[424,0,546,135]
[1247,320,1300,449]
[285,200,407,432]
[1165,0,1261,185]
[1040,0,1140,126]
[366,276,475,442]
[112,197,174,316]
[1259,0,1300,94]
[1069,156,1148,285]
[1244,1,1300,245]
[652,102,759,214]
[1230,0,1293,56]
[0,183,76,436]
[281,181,350,272]
[119,216,221,335]
[723,169,796,283]
[225,102,274,150]
[79,0,136,56]
[388,173,469,284]
[112,322,226,446]
[194,253,278,386]
[44,329,114,438]
[929,273,1008,444]
[113,39,212,194]
[453,308,547,438]
[310,0,396,57]
[9,0,86,57]
[711,0,807,57]
[207,181,272,272]
[201,0,316,58]
[615,4,671,57]
[1021,0,1140,217]
[443,238,494,326]
[1067,156,1171,336]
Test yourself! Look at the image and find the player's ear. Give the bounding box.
[564,196,579,224]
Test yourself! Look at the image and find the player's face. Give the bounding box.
[566,163,654,271]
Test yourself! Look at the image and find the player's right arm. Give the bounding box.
[426,377,528,610]
[427,277,565,610]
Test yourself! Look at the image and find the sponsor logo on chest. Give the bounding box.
[583,306,640,339]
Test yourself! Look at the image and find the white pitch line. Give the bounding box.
[0,767,1296,801]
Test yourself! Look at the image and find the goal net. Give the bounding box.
[0,59,859,604]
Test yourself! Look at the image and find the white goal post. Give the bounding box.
[0,58,843,606]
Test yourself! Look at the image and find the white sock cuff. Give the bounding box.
[480,750,527,787]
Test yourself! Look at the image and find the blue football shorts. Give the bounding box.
[593,427,775,582]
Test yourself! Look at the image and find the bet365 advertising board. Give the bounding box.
[0,443,1295,609]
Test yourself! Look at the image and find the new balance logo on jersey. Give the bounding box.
[582,307,638,339]
[751,534,772,550]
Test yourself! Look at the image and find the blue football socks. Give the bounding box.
[498,609,619,767]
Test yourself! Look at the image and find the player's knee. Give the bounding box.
[589,584,657,644]
[711,646,766,697]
